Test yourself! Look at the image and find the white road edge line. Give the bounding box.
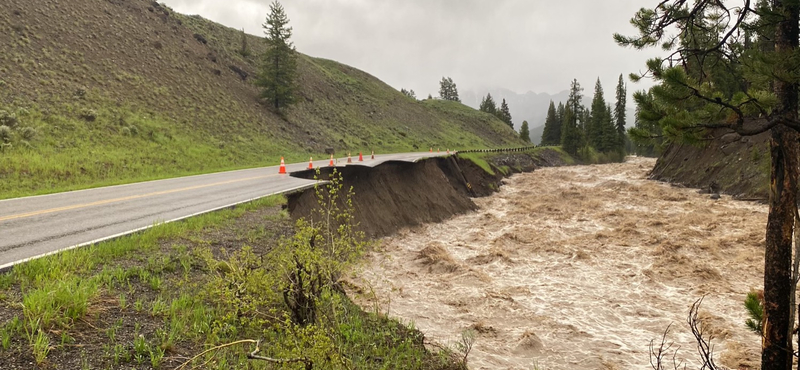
[0,152,439,203]
[0,182,321,272]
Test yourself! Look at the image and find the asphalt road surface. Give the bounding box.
[0,151,448,270]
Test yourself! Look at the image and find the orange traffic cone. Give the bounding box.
[371,150,375,160]
[329,154,335,166]
[347,153,353,163]
[358,152,364,162]
[279,157,286,174]
[430,148,432,153]
[308,157,313,169]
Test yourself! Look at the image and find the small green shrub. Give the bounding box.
[19,126,36,141]
[0,125,11,142]
[79,108,97,122]
[0,110,18,128]
[273,169,366,326]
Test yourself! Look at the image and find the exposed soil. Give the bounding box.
[288,158,478,239]
[351,157,766,370]
[651,129,770,200]
[288,150,569,239]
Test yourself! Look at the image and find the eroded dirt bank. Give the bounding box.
[288,151,567,239]
[352,157,766,369]
[651,129,770,200]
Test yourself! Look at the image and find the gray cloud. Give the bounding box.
[162,0,660,100]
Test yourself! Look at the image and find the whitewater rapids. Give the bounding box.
[352,156,765,369]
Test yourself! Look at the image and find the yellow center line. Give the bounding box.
[0,174,276,222]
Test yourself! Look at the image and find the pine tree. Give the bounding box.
[588,78,607,150]
[601,103,617,152]
[556,102,565,131]
[400,88,416,100]
[479,93,497,114]
[541,101,560,145]
[256,1,297,112]
[617,2,800,367]
[567,79,585,134]
[561,79,585,154]
[560,105,581,155]
[613,74,627,151]
[438,77,460,102]
[519,120,531,143]
[498,99,513,128]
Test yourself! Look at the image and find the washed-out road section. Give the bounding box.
[0,152,445,270]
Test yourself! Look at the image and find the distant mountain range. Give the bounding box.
[462,88,636,144]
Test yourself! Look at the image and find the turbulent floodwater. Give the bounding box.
[353,157,767,370]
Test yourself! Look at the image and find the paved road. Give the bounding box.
[0,151,448,270]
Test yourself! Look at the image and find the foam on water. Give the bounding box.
[353,157,765,369]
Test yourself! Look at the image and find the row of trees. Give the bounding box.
[478,93,513,128]
[540,76,627,156]
[430,79,532,141]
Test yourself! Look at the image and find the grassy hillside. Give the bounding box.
[0,0,523,198]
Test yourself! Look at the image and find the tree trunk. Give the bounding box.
[763,125,798,370]
[763,3,800,369]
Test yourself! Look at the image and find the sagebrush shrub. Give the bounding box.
[0,125,11,142]
[79,109,97,122]
[20,126,36,141]
[0,110,18,128]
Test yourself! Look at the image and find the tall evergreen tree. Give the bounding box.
[588,78,607,149]
[617,2,800,368]
[256,1,297,112]
[560,105,581,155]
[438,77,460,102]
[561,79,586,154]
[613,73,627,151]
[567,79,585,134]
[601,103,617,152]
[556,102,565,131]
[479,93,497,114]
[541,101,561,145]
[498,99,513,128]
[519,120,531,143]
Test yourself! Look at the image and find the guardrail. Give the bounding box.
[456,145,538,154]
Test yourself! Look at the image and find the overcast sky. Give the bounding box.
[162,0,661,99]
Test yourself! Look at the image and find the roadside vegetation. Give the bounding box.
[0,177,467,369]
[0,0,523,199]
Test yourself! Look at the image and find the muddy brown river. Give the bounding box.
[352,157,766,369]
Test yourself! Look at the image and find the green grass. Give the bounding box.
[0,1,524,199]
[0,194,463,369]
[457,152,496,175]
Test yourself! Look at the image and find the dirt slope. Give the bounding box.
[0,0,522,197]
[288,149,569,239]
[650,130,770,200]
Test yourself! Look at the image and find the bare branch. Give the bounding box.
[248,339,313,370]
[173,340,256,370]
